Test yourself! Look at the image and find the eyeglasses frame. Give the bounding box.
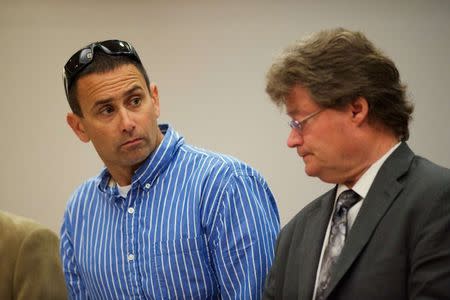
[288,109,324,132]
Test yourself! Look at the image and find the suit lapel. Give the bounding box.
[323,143,415,298]
[296,188,337,300]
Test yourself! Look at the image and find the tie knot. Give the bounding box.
[336,190,360,211]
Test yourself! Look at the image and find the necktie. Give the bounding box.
[315,189,361,300]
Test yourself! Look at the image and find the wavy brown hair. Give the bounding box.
[266,28,414,141]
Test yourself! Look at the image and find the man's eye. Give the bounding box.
[99,105,114,115]
[130,97,142,106]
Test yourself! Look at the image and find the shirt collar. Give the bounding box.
[337,142,401,199]
[97,124,184,194]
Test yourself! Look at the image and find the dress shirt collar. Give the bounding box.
[336,142,401,199]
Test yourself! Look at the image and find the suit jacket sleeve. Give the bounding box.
[410,182,450,299]
[263,227,283,300]
[14,227,67,300]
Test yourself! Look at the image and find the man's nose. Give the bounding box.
[119,109,136,133]
[286,128,303,148]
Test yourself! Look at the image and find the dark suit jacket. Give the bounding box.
[264,143,450,299]
[0,211,67,300]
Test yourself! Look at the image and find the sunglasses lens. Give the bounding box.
[65,48,92,74]
[98,40,141,63]
[100,40,132,53]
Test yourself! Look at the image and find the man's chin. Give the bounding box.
[304,161,325,179]
[122,150,151,167]
[303,164,317,177]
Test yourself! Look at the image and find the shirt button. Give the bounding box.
[127,254,135,261]
[144,183,151,189]
[127,207,135,214]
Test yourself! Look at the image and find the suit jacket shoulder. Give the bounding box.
[0,211,67,300]
[264,188,336,299]
[279,189,333,246]
[324,143,450,299]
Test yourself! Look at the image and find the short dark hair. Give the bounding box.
[67,52,151,117]
[266,27,414,141]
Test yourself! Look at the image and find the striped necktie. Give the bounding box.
[316,189,361,300]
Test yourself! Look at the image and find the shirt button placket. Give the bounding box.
[126,204,135,264]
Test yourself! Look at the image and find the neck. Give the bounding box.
[107,126,164,186]
[108,165,138,186]
[343,131,399,188]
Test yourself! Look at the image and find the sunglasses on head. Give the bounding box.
[63,39,141,98]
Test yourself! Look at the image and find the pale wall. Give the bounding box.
[1,0,449,232]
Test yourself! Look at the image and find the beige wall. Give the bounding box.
[1,0,449,233]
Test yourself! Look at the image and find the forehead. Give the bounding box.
[76,64,147,103]
[285,85,319,115]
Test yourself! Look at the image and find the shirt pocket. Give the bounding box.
[152,235,217,299]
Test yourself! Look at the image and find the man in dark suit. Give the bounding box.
[263,28,450,299]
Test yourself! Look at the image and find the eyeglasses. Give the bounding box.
[288,109,324,132]
[63,39,142,98]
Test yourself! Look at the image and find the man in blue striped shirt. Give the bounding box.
[61,40,280,299]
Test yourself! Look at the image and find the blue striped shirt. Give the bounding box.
[60,124,280,299]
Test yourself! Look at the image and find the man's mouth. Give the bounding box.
[122,138,143,147]
[298,149,309,157]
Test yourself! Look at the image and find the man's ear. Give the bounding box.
[149,82,161,118]
[67,113,90,143]
[349,97,369,126]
